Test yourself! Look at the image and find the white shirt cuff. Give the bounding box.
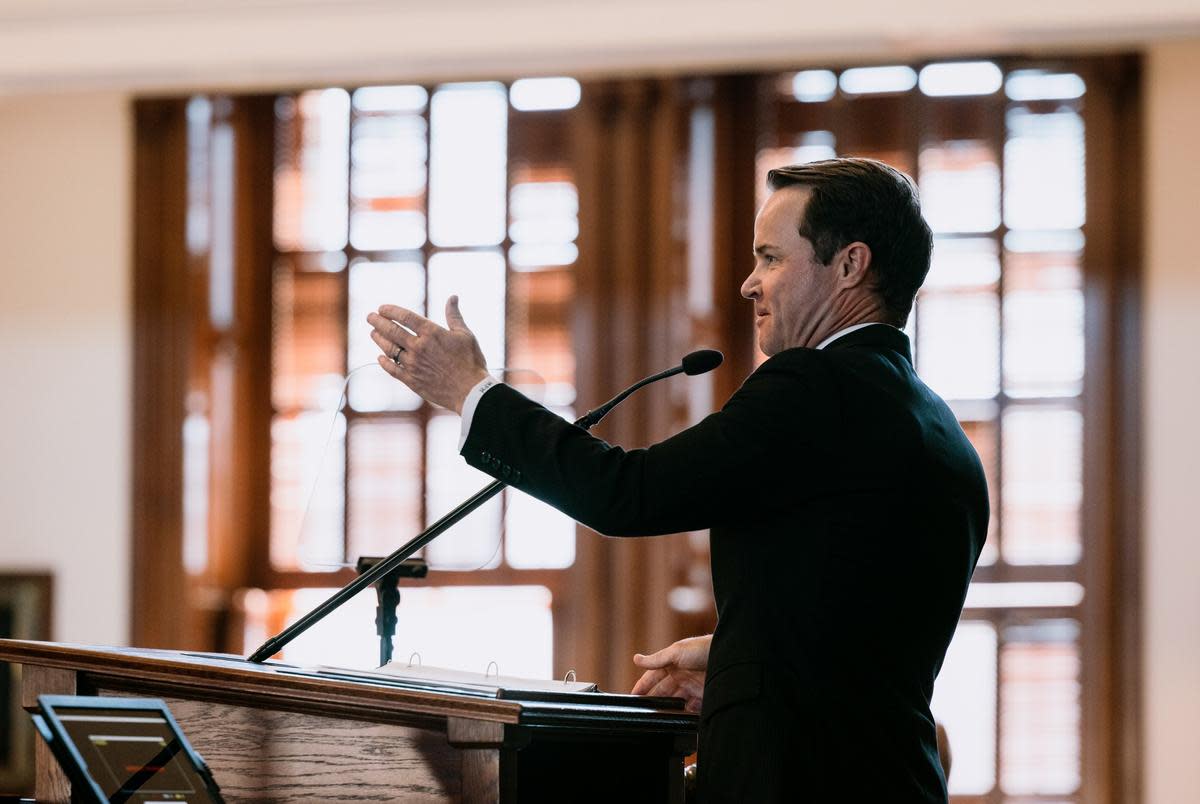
[458,376,501,451]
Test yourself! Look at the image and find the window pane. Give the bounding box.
[791,130,838,164]
[347,260,424,411]
[1004,108,1085,231]
[919,141,1000,234]
[429,83,508,247]
[424,415,502,569]
[272,263,346,411]
[508,164,578,268]
[509,178,578,247]
[182,413,210,574]
[186,96,213,255]
[1000,620,1081,796]
[505,491,576,569]
[790,70,838,102]
[1003,244,1085,398]
[347,419,423,561]
[507,268,575,406]
[510,77,581,111]
[504,405,577,569]
[273,90,350,252]
[919,61,1003,97]
[756,133,836,206]
[915,290,1000,400]
[925,237,1000,290]
[392,586,554,678]
[349,95,427,251]
[353,85,428,114]
[839,66,917,94]
[509,243,578,269]
[1005,70,1086,102]
[274,585,554,680]
[271,412,346,570]
[270,586,380,669]
[427,251,507,369]
[1001,407,1082,565]
[207,121,236,330]
[964,582,1084,608]
[931,621,997,795]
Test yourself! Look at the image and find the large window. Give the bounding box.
[174,79,583,675]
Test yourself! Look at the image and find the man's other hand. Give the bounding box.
[368,296,489,413]
[631,634,712,713]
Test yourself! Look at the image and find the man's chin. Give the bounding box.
[755,319,777,356]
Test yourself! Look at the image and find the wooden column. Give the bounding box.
[1079,54,1145,804]
[571,78,695,692]
[131,99,191,649]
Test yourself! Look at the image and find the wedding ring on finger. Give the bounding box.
[391,345,404,365]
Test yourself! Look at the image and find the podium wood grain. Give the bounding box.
[106,693,462,801]
[3,640,695,803]
[21,664,75,803]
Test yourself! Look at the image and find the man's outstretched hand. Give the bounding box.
[631,634,712,713]
[367,296,489,413]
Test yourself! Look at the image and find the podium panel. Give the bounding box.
[1,640,696,803]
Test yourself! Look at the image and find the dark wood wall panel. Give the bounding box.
[131,99,192,649]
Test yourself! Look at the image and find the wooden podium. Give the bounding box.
[0,640,697,803]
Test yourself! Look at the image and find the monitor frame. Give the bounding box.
[31,694,223,804]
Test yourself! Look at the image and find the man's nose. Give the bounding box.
[740,273,758,300]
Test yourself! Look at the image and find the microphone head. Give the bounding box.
[681,349,724,376]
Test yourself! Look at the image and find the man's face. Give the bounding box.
[741,186,839,356]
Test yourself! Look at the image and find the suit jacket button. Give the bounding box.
[512,470,522,484]
[480,450,491,463]
[501,465,512,479]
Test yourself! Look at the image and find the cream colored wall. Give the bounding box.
[0,92,132,646]
[1142,39,1200,804]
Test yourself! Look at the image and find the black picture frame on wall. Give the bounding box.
[0,573,52,796]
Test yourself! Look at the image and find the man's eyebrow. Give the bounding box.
[753,243,781,255]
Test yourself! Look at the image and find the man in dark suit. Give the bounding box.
[367,158,989,802]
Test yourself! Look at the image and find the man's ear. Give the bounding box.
[837,242,873,287]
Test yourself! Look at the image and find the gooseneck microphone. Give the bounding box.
[575,349,723,429]
[247,349,724,663]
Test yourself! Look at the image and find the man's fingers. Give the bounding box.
[632,647,675,670]
[376,354,406,381]
[370,329,409,360]
[377,304,437,336]
[643,675,684,699]
[367,313,419,353]
[444,295,472,333]
[631,668,666,696]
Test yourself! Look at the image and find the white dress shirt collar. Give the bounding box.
[814,322,894,351]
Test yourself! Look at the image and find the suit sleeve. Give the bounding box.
[461,349,840,536]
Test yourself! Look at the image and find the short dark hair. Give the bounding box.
[766,158,933,325]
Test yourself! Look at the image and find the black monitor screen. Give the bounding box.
[52,706,216,803]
